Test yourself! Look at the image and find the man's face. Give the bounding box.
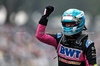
[62,22,76,27]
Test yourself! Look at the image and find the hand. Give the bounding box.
[43,6,54,17]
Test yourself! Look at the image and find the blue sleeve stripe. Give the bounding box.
[85,39,93,48]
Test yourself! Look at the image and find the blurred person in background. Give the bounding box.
[36,6,97,66]
[27,37,50,66]
[94,33,100,66]
[30,47,49,66]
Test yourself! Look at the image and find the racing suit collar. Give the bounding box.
[65,32,82,41]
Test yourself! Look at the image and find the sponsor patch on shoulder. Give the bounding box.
[85,39,93,48]
[57,33,62,38]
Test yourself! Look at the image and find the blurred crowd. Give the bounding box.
[0,24,100,66]
[0,24,58,66]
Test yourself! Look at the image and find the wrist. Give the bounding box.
[39,16,48,26]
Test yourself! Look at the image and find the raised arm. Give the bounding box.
[36,6,57,47]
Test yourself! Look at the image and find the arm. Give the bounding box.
[84,40,97,66]
[36,6,57,47]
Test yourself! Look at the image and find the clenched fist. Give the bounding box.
[43,6,54,17]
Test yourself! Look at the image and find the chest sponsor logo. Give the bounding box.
[59,45,82,59]
[59,57,81,65]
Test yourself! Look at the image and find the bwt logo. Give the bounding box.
[59,45,82,59]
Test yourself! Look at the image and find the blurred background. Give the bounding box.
[0,0,100,66]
